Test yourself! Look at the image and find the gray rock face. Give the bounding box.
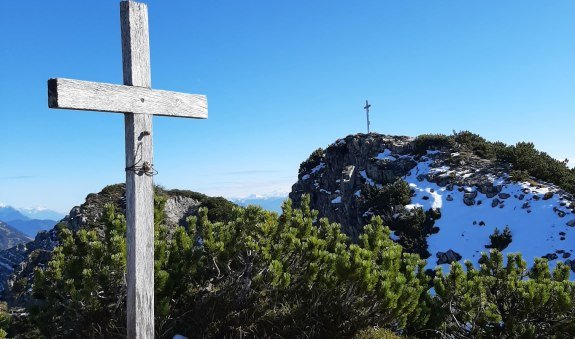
[164,196,202,227]
[290,134,415,239]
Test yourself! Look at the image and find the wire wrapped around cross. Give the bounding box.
[125,131,158,176]
[126,160,158,176]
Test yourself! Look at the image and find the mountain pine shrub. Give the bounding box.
[413,134,453,155]
[430,251,575,338]
[29,195,426,338]
[413,131,575,194]
[485,225,512,251]
[298,147,325,178]
[363,180,438,259]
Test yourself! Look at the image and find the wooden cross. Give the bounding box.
[47,1,207,337]
[363,99,371,134]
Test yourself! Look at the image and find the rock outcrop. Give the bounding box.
[0,184,235,305]
[290,133,575,273]
[290,134,415,239]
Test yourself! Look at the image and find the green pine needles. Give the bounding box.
[432,251,575,338]
[18,194,575,338]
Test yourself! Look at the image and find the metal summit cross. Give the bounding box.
[47,1,207,337]
[363,100,371,133]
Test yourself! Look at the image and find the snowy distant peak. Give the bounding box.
[20,205,48,213]
[18,206,64,221]
[231,191,289,214]
[0,204,64,222]
[0,205,64,238]
[233,193,288,201]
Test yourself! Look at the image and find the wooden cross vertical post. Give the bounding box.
[121,2,154,337]
[363,100,371,134]
[47,1,207,337]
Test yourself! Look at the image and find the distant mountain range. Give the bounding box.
[0,205,64,238]
[18,206,65,221]
[231,194,288,213]
[0,206,27,222]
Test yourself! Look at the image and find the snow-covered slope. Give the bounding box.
[289,133,575,276]
[404,152,573,273]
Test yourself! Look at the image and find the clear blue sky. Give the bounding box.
[1,0,574,213]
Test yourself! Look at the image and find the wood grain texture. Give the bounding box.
[125,113,154,339]
[48,78,208,119]
[121,0,151,88]
[121,1,154,338]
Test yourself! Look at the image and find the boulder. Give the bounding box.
[542,253,558,261]
[463,191,477,206]
[436,249,462,265]
[491,198,500,208]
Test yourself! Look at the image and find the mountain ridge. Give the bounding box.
[0,222,31,251]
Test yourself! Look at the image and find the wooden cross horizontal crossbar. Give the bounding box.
[48,78,207,118]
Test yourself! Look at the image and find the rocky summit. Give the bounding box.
[290,133,575,274]
[0,184,236,305]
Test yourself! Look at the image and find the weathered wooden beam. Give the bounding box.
[121,1,154,339]
[48,78,207,119]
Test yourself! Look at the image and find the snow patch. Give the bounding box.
[360,170,375,186]
[311,163,325,174]
[334,139,346,146]
[376,149,397,161]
